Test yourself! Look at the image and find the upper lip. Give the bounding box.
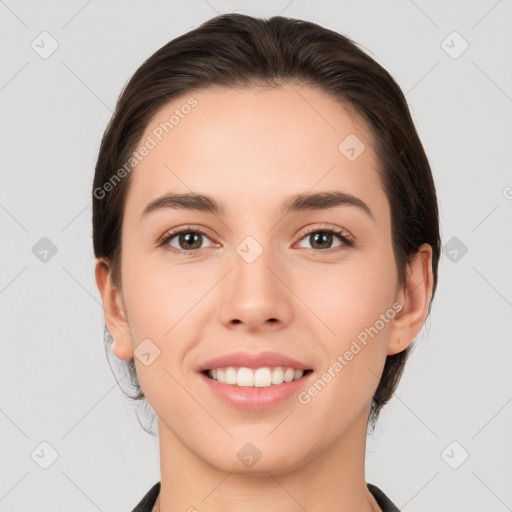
[198,351,313,372]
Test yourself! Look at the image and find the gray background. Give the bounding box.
[1,0,511,510]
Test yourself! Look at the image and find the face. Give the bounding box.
[104,84,413,475]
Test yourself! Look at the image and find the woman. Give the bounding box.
[93,13,440,512]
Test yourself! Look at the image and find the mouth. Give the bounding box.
[201,367,314,388]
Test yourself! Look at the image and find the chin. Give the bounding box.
[204,447,306,477]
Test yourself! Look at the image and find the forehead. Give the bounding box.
[124,84,387,220]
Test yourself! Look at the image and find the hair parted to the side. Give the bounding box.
[92,13,441,433]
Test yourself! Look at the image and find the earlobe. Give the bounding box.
[94,258,134,360]
[111,336,134,360]
[387,243,434,356]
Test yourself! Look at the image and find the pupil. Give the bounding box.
[181,232,201,249]
[312,232,331,249]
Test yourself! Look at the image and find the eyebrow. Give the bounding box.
[140,190,374,221]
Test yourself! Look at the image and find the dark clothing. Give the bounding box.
[367,483,401,511]
[131,481,401,511]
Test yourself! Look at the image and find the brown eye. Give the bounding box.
[159,227,216,255]
[296,227,354,251]
[174,232,204,250]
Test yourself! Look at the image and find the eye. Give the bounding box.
[158,226,217,255]
[157,224,354,256]
[295,225,354,252]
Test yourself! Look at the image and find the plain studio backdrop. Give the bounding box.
[1,1,511,511]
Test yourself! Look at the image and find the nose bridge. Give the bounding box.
[218,232,292,328]
[233,233,280,298]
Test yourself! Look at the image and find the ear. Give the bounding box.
[387,243,434,356]
[94,258,134,360]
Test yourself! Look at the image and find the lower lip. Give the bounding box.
[198,371,314,410]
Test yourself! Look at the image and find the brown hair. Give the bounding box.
[92,13,440,432]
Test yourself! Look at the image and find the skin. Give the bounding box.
[95,84,433,512]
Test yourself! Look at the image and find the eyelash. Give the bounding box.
[157,224,355,256]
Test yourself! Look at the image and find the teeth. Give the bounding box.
[206,366,306,387]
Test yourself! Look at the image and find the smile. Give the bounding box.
[203,366,313,388]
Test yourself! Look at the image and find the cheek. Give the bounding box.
[293,266,395,420]
[299,256,396,330]
[121,247,202,335]
[293,254,397,395]
[121,257,199,409]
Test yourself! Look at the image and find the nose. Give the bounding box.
[217,240,294,332]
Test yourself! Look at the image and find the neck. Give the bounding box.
[155,407,380,512]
